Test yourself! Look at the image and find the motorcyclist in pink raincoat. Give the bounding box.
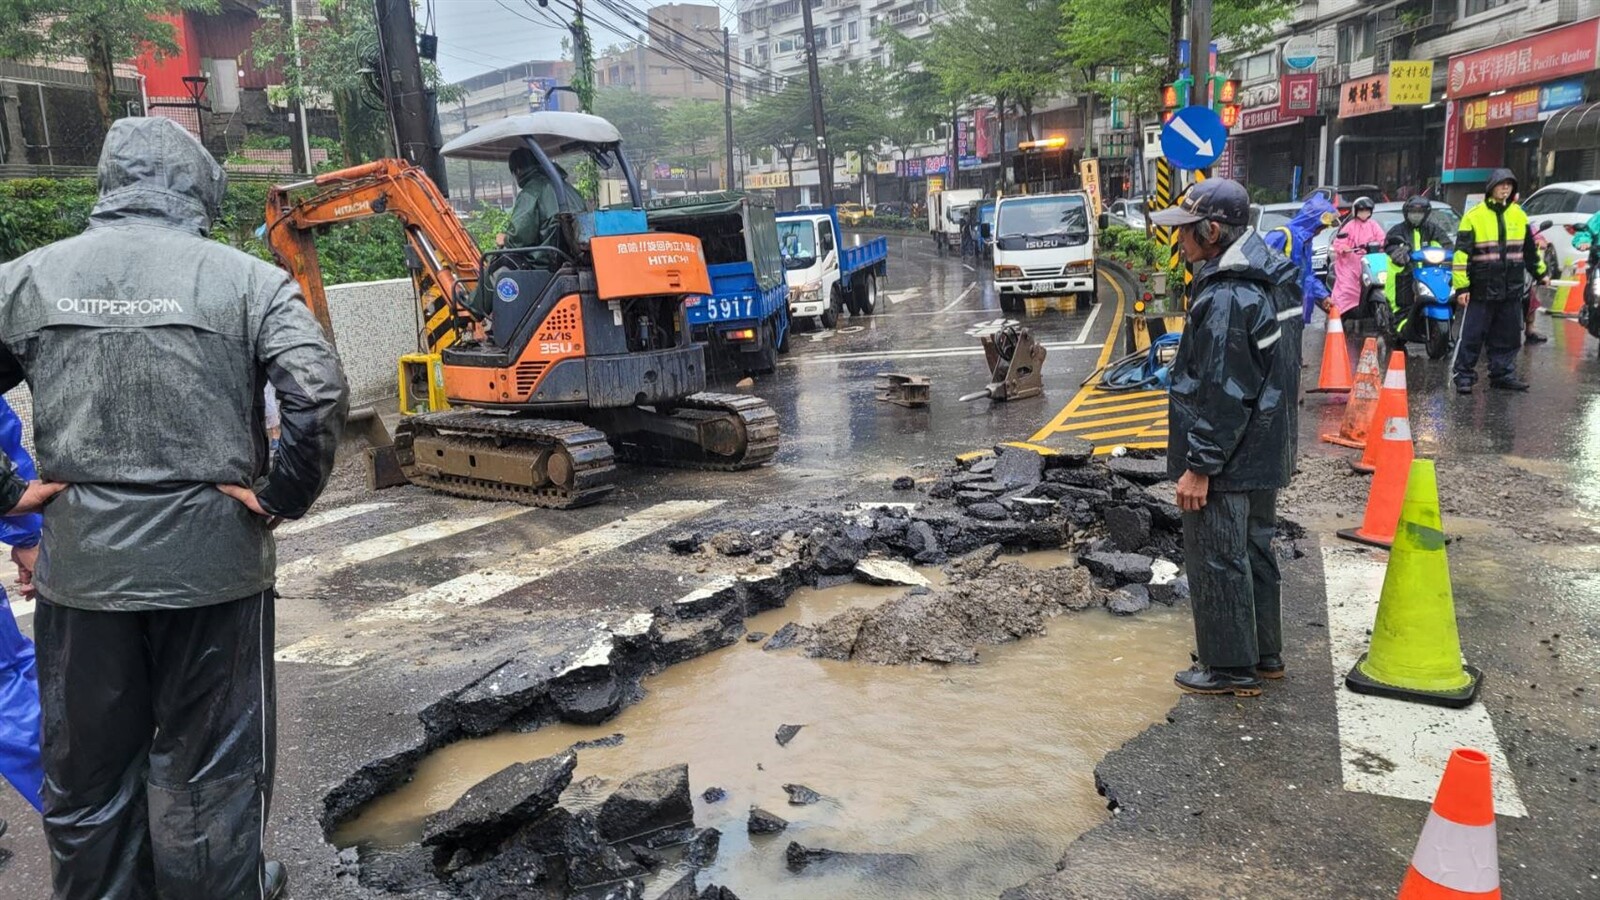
[1329,197,1386,317]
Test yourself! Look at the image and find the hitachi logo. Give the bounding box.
[333,200,372,216]
[56,297,184,315]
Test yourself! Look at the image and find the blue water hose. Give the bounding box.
[1092,331,1182,392]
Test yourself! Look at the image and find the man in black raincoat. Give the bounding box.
[1150,179,1302,697]
[0,117,348,899]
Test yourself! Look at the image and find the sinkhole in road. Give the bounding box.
[336,564,1190,899]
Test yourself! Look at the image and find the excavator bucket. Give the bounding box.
[959,326,1046,403]
[876,373,931,408]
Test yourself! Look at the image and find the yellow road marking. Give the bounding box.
[1057,410,1169,432]
[1078,389,1165,407]
[1093,440,1169,455]
[1059,396,1168,417]
[1029,272,1128,442]
[1078,425,1161,441]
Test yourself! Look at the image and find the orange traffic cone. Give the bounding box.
[1323,338,1383,448]
[1397,748,1500,899]
[1353,350,1410,474]
[1308,306,1353,393]
[1338,416,1414,548]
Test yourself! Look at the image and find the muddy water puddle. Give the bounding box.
[337,578,1189,899]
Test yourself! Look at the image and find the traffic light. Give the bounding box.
[1162,75,1193,110]
[1220,103,1240,128]
[1217,78,1239,106]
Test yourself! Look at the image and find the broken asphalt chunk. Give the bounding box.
[422,751,576,855]
[747,806,788,835]
[782,783,822,805]
[775,723,803,746]
[596,764,694,842]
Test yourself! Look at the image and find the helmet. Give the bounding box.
[1352,197,1375,213]
[1148,178,1250,228]
[1403,195,1431,224]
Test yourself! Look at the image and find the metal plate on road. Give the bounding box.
[1160,106,1228,169]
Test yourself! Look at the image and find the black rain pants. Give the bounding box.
[1453,295,1523,385]
[1183,489,1282,670]
[33,590,275,900]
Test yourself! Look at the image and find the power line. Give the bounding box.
[550,0,779,99]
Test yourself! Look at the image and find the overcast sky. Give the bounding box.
[429,0,735,84]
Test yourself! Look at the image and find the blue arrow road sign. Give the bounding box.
[1161,105,1228,170]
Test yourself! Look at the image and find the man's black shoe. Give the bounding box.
[1455,381,1474,395]
[1175,663,1262,697]
[1524,330,1548,344]
[265,860,288,900]
[1256,654,1285,679]
[1490,376,1530,392]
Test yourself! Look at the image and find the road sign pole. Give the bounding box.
[1190,0,1212,176]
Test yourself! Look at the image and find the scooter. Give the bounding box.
[1362,241,1456,359]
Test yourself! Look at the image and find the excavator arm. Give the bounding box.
[263,158,484,353]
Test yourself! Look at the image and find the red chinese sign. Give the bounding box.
[1444,100,1505,171]
[1279,73,1318,117]
[1238,105,1287,132]
[1460,87,1542,132]
[1446,18,1600,99]
[1340,75,1392,117]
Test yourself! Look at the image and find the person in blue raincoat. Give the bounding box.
[1261,193,1338,322]
[0,394,46,836]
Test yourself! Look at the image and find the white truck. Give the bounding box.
[991,191,1098,310]
[928,187,983,256]
[777,208,890,330]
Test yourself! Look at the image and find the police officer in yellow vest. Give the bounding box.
[1452,169,1547,394]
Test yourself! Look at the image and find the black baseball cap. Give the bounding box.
[1148,178,1251,227]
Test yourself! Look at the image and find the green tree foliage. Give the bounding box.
[593,86,665,168]
[662,100,725,186]
[0,176,409,284]
[0,0,218,131]
[909,0,1070,141]
[253,0,461,167]
[1061,0,1290,121]
[821,64,891,165]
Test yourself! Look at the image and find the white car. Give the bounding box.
[1105,197,1147,230]
[1517,180,1600,277]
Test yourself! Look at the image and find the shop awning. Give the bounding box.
[1540,102,1600,153]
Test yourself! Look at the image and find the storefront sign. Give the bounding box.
[1462,87,1541,131]
[975,107,993,159]
[1212,141,1239,180]
[899,158,923,177]
[1283,36,1318,72]
[923,156,949,175]
[1339,75,1392,117]
[1541,79,1586,113]
[1388,61,1434,105]
[1446,18,1600,99]
[746,171,790,189]
[875,160,897,175]
[1279,73,1318,117]
[1443,99,1505,182]
[1079,158,1102,216]
[1238,104,1288,132]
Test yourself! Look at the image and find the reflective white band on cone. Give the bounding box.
[1383,417,1412,442]
[1384,366,1408,389]
[1410,811,1500,893]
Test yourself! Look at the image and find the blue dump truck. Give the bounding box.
[644,192,790,374]
[776,207,890,330]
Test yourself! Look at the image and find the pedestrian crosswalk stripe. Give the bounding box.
[275,500,723,667]
[277,502,398,536]
[1321,547,1526,816]
[276,507,528,581]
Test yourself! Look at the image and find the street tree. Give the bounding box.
[734,81,813,190]
[919,0,1070,147]
[662,99,724,189]
[593,86,665,173]
[254,0,461,166]
[0,0,219,132]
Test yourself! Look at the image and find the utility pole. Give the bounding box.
[697,24,737,191]
[286,0,313,173]
[1190,0,1211,124]
[798,0,833,207]
[373,0,448,193]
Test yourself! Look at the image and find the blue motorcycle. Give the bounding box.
[1366,242,1456,359]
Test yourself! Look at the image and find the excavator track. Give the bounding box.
[613,392,780,472]
[394,411,617,509]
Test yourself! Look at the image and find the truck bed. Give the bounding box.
[840,236,888,284]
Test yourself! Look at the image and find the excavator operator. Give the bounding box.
[496,147,565,252]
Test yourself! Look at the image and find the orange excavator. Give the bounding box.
[261,112,779,508]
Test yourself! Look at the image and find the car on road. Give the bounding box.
[1518,180,1600,276]
[1252,202,1333,283]
[837,202,873,226]
[875,201,913,219]
[1105,197,1147,230]
[1369,200,1460,239]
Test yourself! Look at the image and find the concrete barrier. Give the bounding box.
[5,277,419,449]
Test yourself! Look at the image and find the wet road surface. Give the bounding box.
[4,241,1600,899]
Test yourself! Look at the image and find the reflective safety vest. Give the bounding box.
[1451,200,1544,302]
